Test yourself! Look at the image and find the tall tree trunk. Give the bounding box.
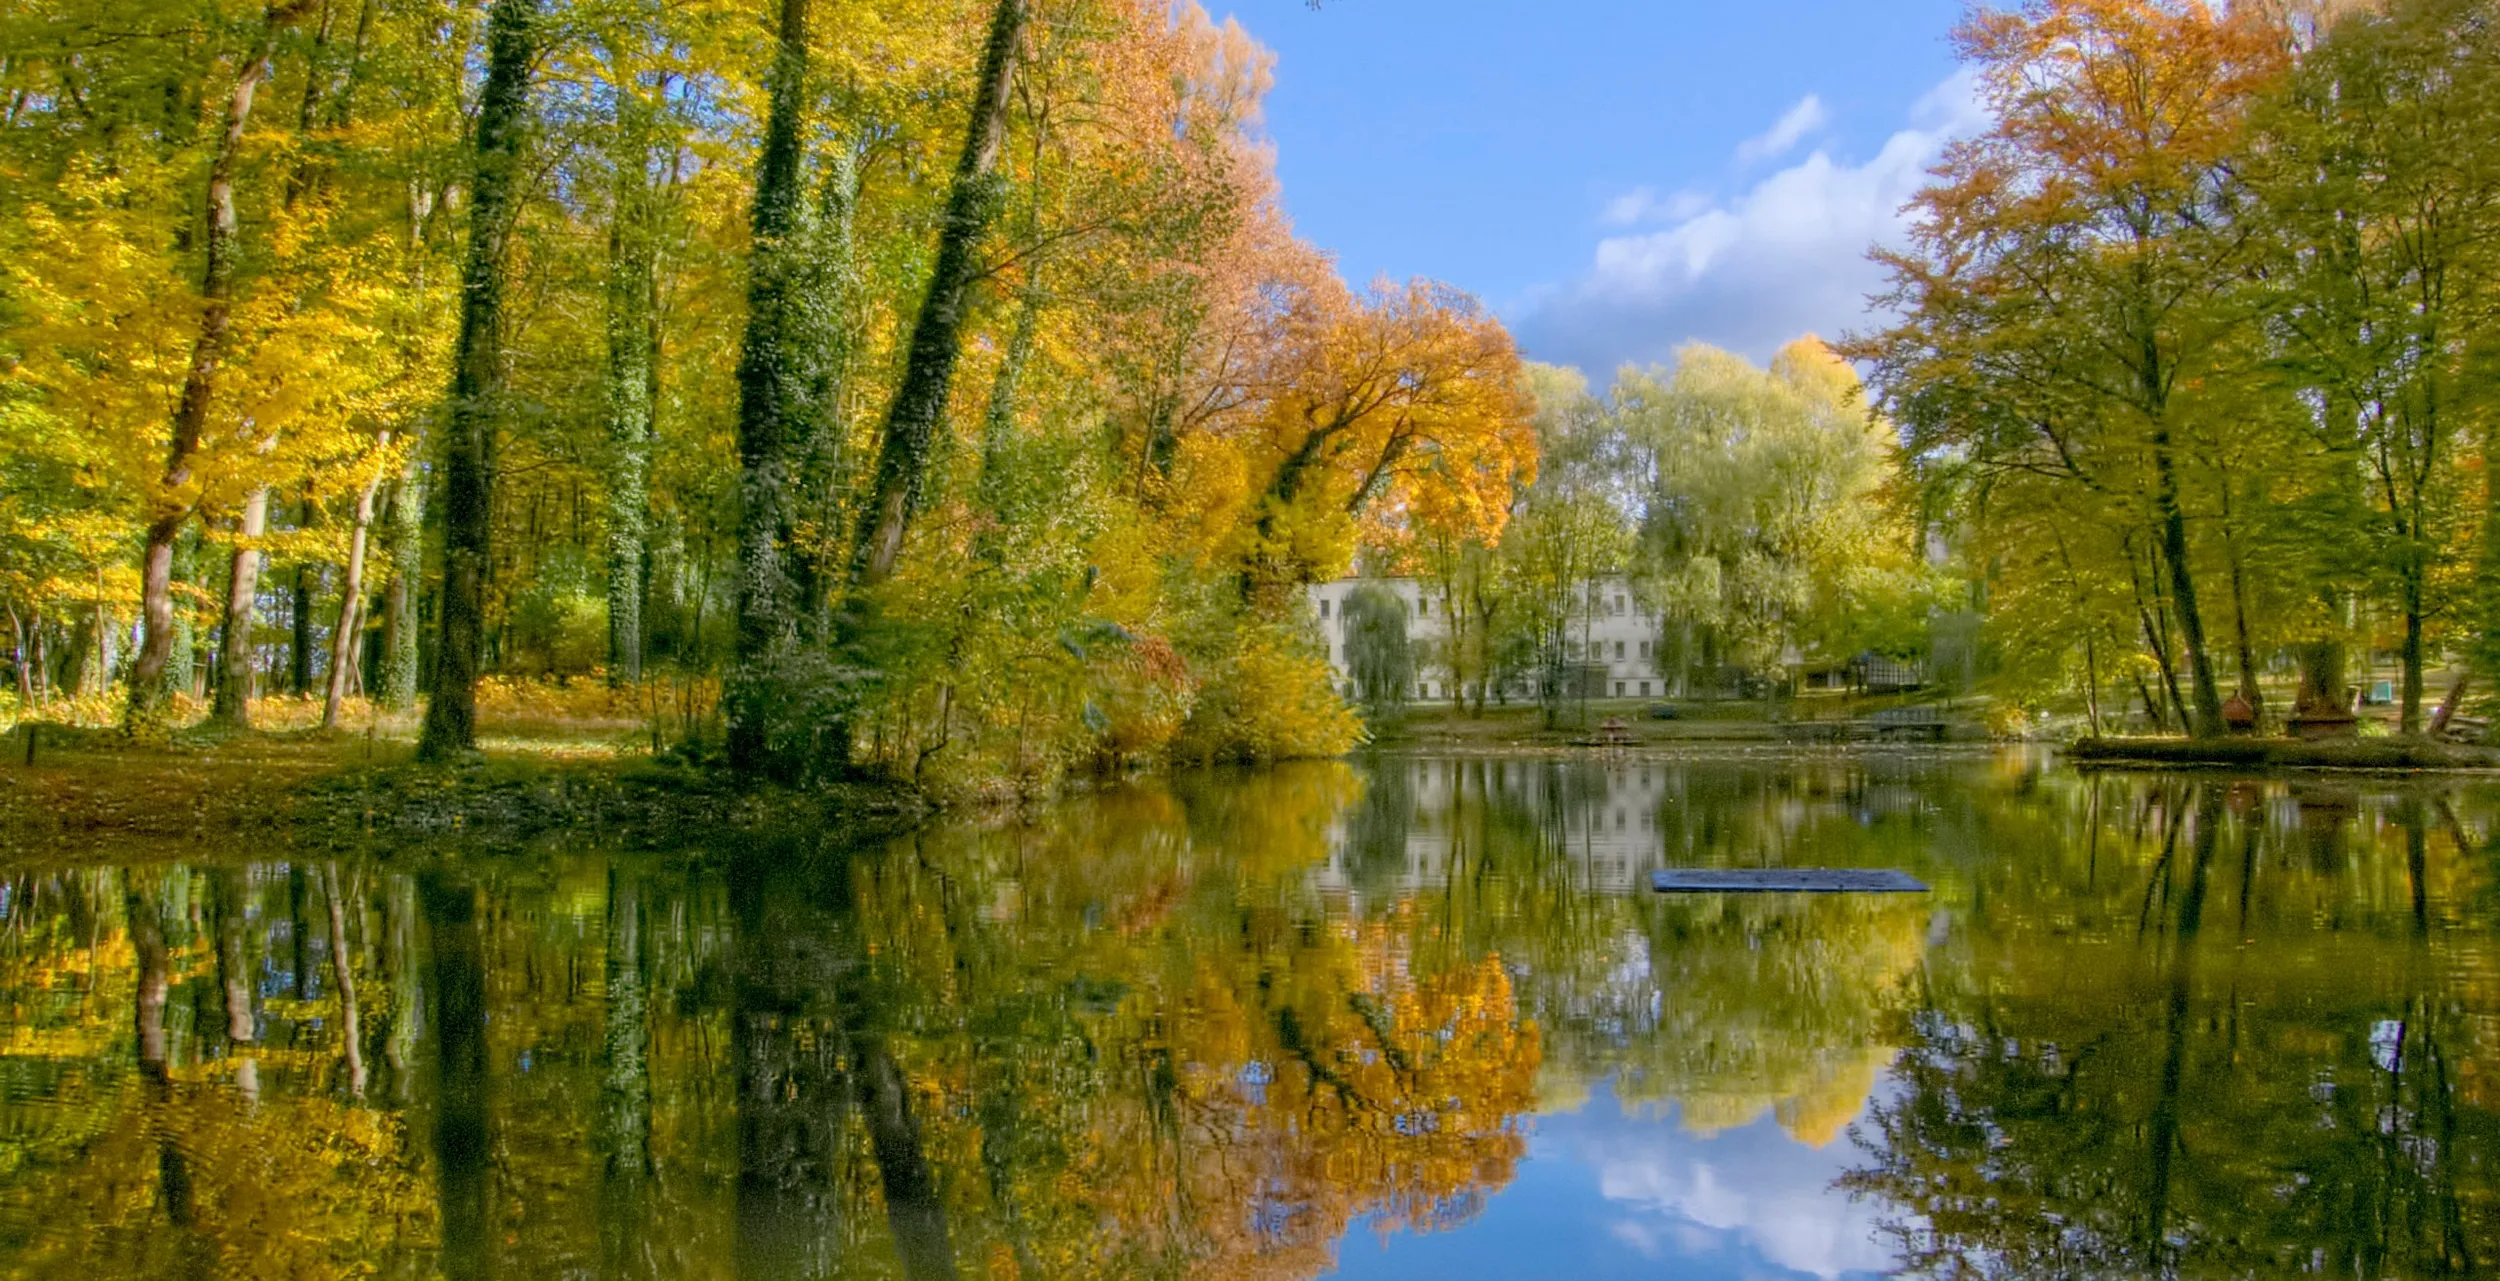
[605,42,658,687]
[848,0,1030,587]
[2402,576,2429,736]
[324,433,392,728]
[420,0,542,761]
[291,491,318,694]
[8,607,32,707]
[212,484,272,727]
[129,2,309,727]
[2228,547,2263,716]
[790,148,861,630]
[379,470,423,709]
[972,286,1041,562]
[726,0,815,776]
[2151,436,2225,737]
[168,531,199,699]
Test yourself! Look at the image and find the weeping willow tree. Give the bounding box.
[1343,583,1414,729]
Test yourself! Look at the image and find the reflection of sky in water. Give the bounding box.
[1331,1076,1899,1280]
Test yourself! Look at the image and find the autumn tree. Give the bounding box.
[1858,0,2291,738]
[2249,0,2500,732]
[1235,279,1535,598]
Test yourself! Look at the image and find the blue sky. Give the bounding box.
[1328,1079,1901,1281]
[1217,1,1981,375]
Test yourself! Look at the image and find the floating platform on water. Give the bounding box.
[1650,868,1928,893]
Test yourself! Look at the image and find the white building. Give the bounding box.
[1305,575,1671,703]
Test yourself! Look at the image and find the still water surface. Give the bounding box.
[2,752,2496,1278]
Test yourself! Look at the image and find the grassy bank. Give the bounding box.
[2066,735,2500,772]
[0,697,925,866]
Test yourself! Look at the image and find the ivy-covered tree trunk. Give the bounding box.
[420,0,541,761]
[378,471,423,709]
[129,3,307,727]
[212,485,272,727]
[168,530,199,699]
[849,0,1029,588]
[789,147,861,631]
[972,286,1042,560]
[726,0,815,777]
[605,41,658,687]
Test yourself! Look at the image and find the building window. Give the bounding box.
[1614,681,1625,696]
[1638,639,1650,658]
[1616,595,1627,615]
[1615,641,1626,660]
[1419,597,1430,616]
[1319,598,1330,618]
[1640,681,1651,696]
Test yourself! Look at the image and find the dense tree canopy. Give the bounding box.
[1857,0,2500,738]
[0,0,1534,784]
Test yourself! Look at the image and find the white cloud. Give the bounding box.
[1518,69,1988,375]
[1599,185,1713,228]
[1737,94,1830,165]
[1589,1134,1895,1280]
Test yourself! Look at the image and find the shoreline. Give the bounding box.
[0,727,933,866]
[2065,735,2500,774]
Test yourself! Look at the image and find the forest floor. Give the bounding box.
[0,694,925,866]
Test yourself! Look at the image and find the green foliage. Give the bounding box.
[505,550,609,679]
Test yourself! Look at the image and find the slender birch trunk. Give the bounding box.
[324,432,393,728]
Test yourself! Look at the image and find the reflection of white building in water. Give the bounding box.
[1315,757,1682,898]
[1306,576,1668,703]
[1312,757,1935,902]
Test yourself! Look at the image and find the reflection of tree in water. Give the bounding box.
[6,763,2500,1279]
[852,763,1541,1280]
[1843,780,2500,1278]
[1392,756,1933,1141]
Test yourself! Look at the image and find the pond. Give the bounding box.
[2,752,2496,1279]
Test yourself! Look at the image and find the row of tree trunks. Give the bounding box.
[128,2,314,727]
